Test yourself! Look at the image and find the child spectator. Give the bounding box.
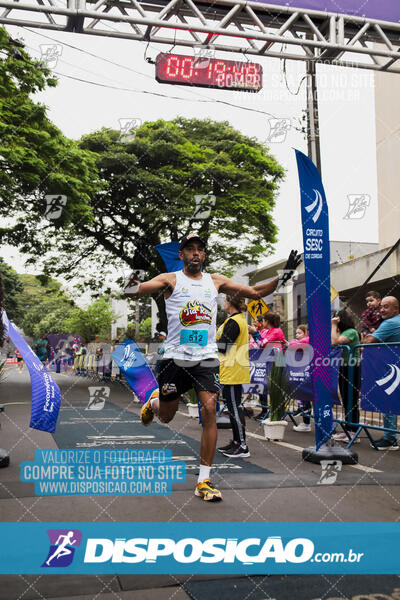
[248,313,286,420]
[249,315,263,348]
[288,324,309,347]
[361,290,382,339]
[289,325,311,432]
[259,312,286,349]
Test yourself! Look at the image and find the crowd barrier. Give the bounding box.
[71,353,116,380]
[245,342,400,449]
[334,342,400,448]
[40,340,400,449]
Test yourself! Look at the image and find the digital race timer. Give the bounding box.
[155,53,263,92]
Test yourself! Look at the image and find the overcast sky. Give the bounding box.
[2,25,378,294]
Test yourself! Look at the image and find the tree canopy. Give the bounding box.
[19,118,285,289]
[17,273,75,338]
[63,298,114,343]
[0,258,23,323]
[0,27,98,248]
[0,27,285,330]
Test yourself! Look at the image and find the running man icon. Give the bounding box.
[42,529,82,567]
[46,531,76,566]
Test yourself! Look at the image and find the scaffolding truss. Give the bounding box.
[1,0,400,72]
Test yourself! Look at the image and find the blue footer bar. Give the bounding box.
[0,522,396,574]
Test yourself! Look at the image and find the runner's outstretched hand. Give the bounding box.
[276,250,302,291]
[124,269,145,296]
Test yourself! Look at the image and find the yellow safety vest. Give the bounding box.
[217,313,250,385]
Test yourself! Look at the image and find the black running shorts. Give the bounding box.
[157,358,221,402]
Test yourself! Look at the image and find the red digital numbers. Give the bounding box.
[166,55,180,78]
[156,53,262,92]
[181,57,193,80]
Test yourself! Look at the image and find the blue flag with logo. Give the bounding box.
[155,242,183,273]
[296,149,334,449]
[361,345,400,413]
[111,340,158,404]
[6,317,61,433]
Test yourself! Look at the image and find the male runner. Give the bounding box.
[125,234,301,501]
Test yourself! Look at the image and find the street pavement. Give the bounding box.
[1,365,400,599]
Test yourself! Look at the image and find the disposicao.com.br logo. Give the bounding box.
[82,536,363,566]
[42,529,82,567]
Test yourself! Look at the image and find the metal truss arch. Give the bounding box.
[1,0,400,72]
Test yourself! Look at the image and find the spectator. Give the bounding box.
[76,343,88,376]
[248,312,286,349]
[249,313,286,420]
[289,325,311,432]
[33,333,49,365]
[260,312,286,349]
[248,315,269,420]
[331,309,361,444]
[361,290,382,340]
[289,324,309,347]
[249,315,263,348]
[216,295,251,458]
[364,296,400,450]
[72,337,80,354]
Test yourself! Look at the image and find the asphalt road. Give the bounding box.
[1,365,399,599]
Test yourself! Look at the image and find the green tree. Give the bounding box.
[31,307,74,339]
[139,317,152,340]
[0,27,99,249]
[22,118,284,327]
[64,298,114,343]
[56,118,283,275]
[18,274,75,337]
[0,258,23,323]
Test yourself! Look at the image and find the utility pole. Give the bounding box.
[306,58,322,174]
[135,301,140,340]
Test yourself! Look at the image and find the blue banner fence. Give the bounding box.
[27,340,400,448]
[333,343,400,449]
[243,343,400,448]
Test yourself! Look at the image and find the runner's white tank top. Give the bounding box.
[163,270,219,361]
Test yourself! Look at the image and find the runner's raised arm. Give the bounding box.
[212,273,278,300]
[124,272,175,298]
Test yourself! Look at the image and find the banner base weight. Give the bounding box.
[302,445,358,464]
[0,448,10,468]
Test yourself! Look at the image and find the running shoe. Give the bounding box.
[371,439,399,451]
[222,445,250,458]
[293,423,311,432]
[195,479,222,502]
[140,399,154,427]
[332,432,349,442]
[217,440,237,453]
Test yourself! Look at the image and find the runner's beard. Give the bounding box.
[184,257,204,274]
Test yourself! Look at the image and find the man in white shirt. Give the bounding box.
[125,233,300,501]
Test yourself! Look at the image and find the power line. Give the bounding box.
[23,26,278,117]
[24,26,154,82]
[52,70,280,116]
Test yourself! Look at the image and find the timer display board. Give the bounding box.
[156,53,263,92]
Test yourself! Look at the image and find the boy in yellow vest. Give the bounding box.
[216,295,251,457]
